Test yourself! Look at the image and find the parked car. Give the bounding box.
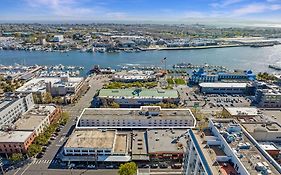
[75,164,85,169]
[41,147,46,152]
[68,163,76,169]
[36,153,44,159]
[87,165,96,169]
[150,163,158,168]
[5,166,14,172]
[105,165,114,169]
[139,164,150,168]
[44,141,52,146]
[159,162,168,168]
[60,162,67,166]
[171,163,182,169]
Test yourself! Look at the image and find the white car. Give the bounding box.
[87,165,96,169]
[69,163,75,168]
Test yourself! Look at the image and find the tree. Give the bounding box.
[27,144,42,157]
[33,94,42,104]
[9,153,23,162]
[43,92,53,103]
[110,102,120,108]
[34,134,49,146]
[59,112,70,125]
[53,97,64,104]
[191,108,204,121]
[118,162,137,175]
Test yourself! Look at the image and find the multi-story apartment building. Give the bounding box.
[255,88,281,108]
[16,74,86,104]
[13,105,58,136]
[0,93,34,129]
[183,119,281,175]
[76,106,196,129]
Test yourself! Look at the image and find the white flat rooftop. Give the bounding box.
[16,76,83,93]
[199,82,248,88]
[259,142,279,151]
[224,107,258,116]
[0,131,33,143]
[65,129,116,149]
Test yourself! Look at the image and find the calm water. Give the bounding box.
[0,45,281,74]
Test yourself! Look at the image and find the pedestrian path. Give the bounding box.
[31,159,58,165]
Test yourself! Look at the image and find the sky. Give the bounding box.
[1,0,281,25]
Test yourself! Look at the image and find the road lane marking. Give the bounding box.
[13,168,21,175]
[20,160,34,175]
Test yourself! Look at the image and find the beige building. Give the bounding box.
[63,129,130,162]
[222,107,259,118]
[0,131,36,154]
[242,122,281,142]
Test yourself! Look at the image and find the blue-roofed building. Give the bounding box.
[189,68,219,84]
[189,68,256,84]
[218,70,256,81]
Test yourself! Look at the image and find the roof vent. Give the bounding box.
[156,138,160,141]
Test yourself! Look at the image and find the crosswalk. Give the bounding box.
[31,159,58,165]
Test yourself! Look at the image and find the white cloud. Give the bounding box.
[232,3,281,16]
[25,0,94,17]
[23,0,128,20]
[183,11,207,18]
[210,0,243,8]
[105,12,127,20]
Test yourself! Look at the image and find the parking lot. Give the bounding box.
[178,86,252,109]
[205,94,252,108]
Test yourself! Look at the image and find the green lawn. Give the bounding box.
[166,78,174,85]
[174,78,186,85]
[104,81,157,89]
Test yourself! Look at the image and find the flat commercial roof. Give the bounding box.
[262,110,281,125]
[259,142,279,151]
[242,123,281,133]
[147,129,188,153]
[98,89,179,99]
[14,105,56,131]
[113,134,128,154]
[199,82,248,88]
[132,130,149,160]
[27,105,56,115]
[0,131,33,143]
[14,115,47,131]
[212,119,280,175]
[16,76,83,93]
[224,107,258,116]
[78,107,195,122]
[65,129,116,149]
